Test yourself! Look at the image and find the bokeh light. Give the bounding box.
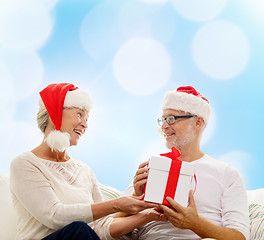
[0,112,15,151]
[79,1,121,60]
[137,0,168,5]
[0,0,53,50]
[1,52,44,100]
[248,0,264,22]
[218,151,253,188]
[40,0,59,10]
[119,1,177,44]
[192,20,250,80]
[170,0,226,22]
[0,0,263,191]
[113,37,171,95]
[0,60,14,111]
[139,140,169,165]
[9,121,43,155]
[118,2,152,39]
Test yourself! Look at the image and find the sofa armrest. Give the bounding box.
[0,174,17,240]
[247,188,264,205]
[98,183,121,201]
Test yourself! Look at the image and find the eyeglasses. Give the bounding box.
[157,115,197,126]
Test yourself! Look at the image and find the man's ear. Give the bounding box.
[195,117,204,129]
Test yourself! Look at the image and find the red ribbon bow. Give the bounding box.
[160,146,181,160]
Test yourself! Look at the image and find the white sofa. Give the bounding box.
[1,174,264,240]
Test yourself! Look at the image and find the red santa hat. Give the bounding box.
[162,86,211,126]
[39,83,92,152]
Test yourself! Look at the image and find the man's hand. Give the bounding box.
[160,191,246,240]
[133,161,149,196]
[160,190,199,230]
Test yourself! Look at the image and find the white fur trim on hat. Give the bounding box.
[64,89,92,111]
[162,90,211,126]
[45,130,70,152]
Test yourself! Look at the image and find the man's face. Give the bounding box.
[161,109,196,150]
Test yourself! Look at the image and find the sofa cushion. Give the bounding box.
[0,174,17,240]
[249,203,264,239]
[99,183,121,200]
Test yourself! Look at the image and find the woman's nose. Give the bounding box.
[81,119,87,129]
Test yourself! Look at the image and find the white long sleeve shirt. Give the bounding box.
[10,152,114,240]
[123,154,250,240]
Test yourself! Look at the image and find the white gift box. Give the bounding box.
[144,156,195,207]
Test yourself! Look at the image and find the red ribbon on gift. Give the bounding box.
[160,147,182,206]
[160,146,181,160]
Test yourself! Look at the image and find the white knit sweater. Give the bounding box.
[10,152,114,240]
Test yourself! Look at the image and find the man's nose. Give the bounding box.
[161,119,169,129]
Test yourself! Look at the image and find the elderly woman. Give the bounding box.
[10,83,166,240]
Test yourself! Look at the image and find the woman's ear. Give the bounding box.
[45,117,55,133]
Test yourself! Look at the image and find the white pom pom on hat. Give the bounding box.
[45,130,71,152]
[39,83,92,152]
[162,86,211,126]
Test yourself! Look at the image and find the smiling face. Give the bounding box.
[59,107,89,146]
[161,109,196,150]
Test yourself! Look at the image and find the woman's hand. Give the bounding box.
[110,206,167,238]
[142,207,168,222]
[133,161,149,196]
[114,195,158,215]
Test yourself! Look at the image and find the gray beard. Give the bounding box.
[165,123,195,150]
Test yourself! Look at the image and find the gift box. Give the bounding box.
[144,147,195,207]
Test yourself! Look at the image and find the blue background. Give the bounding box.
[0,0,263,191]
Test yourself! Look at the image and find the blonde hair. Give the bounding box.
[37,100,49,133]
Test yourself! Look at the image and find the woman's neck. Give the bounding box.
[31,141,69,162]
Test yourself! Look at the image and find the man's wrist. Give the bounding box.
[190,215,204,233]
[132,190,141,196]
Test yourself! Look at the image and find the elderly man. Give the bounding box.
[130,86,250,240]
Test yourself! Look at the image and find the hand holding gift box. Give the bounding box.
[144,147,196,207]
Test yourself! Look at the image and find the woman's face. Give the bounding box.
[60,107,89,146]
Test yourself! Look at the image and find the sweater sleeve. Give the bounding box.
[221,165,250,240]
[89,178,115,240]
[10,156,94,231]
